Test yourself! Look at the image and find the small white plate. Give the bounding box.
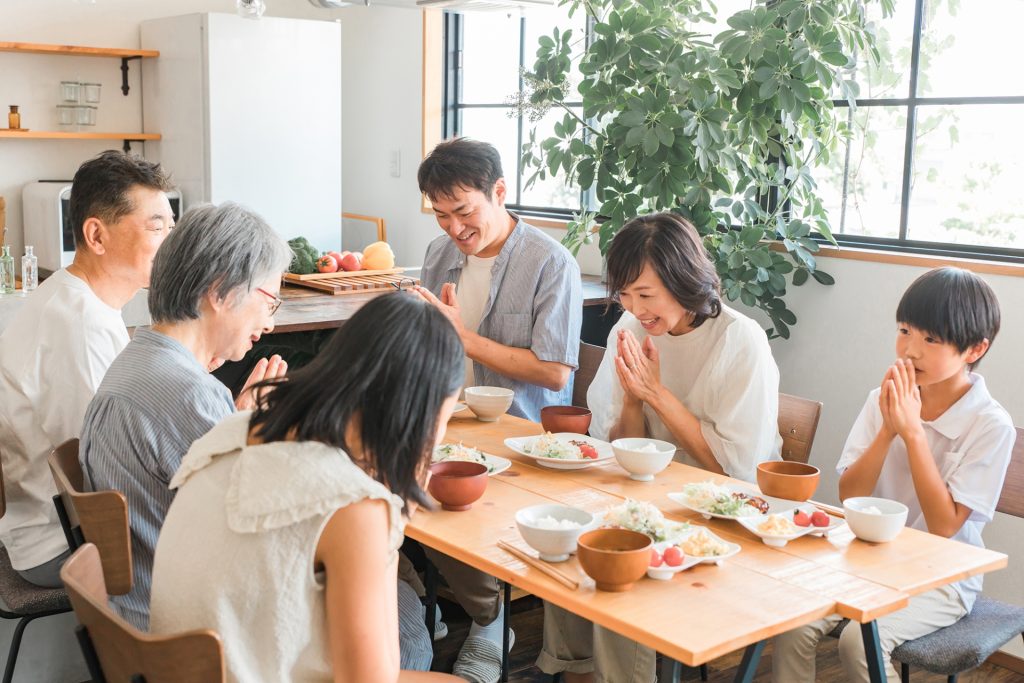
[667,484,800,520]
[450,402,468,416]
[646,540,702,580]
[504,433,615,470]
[735,507,846,547]
[432,448,512,476]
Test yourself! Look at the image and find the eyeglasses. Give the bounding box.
[255,287,283,315]
[389,277,419,292]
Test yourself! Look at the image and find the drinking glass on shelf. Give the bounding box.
[82,82,101,103]
[75,105,97,126]
[60,81,81,103]
[57,105,77,127]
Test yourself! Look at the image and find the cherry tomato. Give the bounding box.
[663,546,684,567]
[316,254,338,273]
[649,549,663,567]
[578,443,598,459]
[793,510,812,527]
[811,510,830,527]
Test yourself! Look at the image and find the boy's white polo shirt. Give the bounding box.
[837,373,1016,612]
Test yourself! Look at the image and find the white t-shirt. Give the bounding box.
[457,254,496,389]
[836,373,1015,612]
[588,306,782,484]
[0,269,129,570]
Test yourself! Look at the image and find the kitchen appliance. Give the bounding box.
[22,181,182,275]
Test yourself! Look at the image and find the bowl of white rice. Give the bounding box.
[612,438,676,481]
[842,496,908,543]
[515,504,596,562]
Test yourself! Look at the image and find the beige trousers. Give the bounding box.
[771,584,967,682]
[423,546,503,626]
[536,602,656,683]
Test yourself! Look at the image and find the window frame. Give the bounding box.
[437,2,1024,265]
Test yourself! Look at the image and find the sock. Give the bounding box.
[468,602,505,643]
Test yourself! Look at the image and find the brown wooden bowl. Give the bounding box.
[540,406,593,434]
[576,528,652,592]
[756,461,820,502]
[428,461,489,511]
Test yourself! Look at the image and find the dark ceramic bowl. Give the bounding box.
[540,406,593,435]
[576,528,652,592]
[427,461,489,511]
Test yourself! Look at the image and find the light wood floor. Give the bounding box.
[430,596,1024,682]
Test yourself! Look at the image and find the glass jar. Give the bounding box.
[8,105,21,130]
[57,105,77,126]
[76,105,97,126]
[82,82,101,103]
[60,81,81,103]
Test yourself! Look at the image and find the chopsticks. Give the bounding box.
[807,499,846,519]
[497,540,580,590]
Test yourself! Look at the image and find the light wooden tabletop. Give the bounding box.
[405,413,1008,667]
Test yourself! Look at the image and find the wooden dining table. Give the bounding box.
[405,413,1009,683]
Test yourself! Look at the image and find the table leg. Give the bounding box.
[659,656,683,682]
[501,582,512,683]
[860,621,888,683]
[733,640,766,683]
[424,559,438,643]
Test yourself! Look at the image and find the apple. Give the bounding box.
[338,251,362,272]
[793,510,812,527]
[328,250,346,265]
[811,510,830,528]
[650,549,663,568]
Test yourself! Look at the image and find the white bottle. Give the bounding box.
[22,245,38,292]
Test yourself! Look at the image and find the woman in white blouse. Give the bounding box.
[588,211,782,483]
[537,212,782,683]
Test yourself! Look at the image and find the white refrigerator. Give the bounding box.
[141,13,342,250]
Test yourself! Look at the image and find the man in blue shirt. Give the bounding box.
[412,137,582,683]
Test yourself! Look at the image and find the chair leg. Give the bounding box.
[900,661,910,683]
[76,625,107,683]
[947,676,957,683]
[2,615,32,683]
[501,581,511,683]
[700,662,708,680]
[423,558,438,643]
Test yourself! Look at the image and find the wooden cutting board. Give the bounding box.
[283,268,418,296]
[283,267,406,282]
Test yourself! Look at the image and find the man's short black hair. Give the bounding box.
[69,150,171,248]
[896,267,1000,369]
[417,137,503,202]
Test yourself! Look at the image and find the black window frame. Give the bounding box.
[443,3,1024,264]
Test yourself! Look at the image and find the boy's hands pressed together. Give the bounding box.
[880,358,926,443]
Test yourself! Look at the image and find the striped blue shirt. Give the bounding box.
[421,214,582,422]
[80,328,234,630]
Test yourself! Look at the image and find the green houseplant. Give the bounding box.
[517,0,892,338]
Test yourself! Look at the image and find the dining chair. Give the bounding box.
[571,341,605,410]
[48,439,133,595]
[0,450,72,683]
[890,426,1024,683]
[777,392,823,464]
[61,543,225,683]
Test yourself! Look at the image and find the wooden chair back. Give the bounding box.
[995,427,1024,519]
[61,544,225,683]
[0,449,6,519]
[48,440,133,595]
[778,393,823,465]
[572,342,605,409]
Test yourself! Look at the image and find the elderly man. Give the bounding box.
[413,138,582,683]
[0,151,173,586]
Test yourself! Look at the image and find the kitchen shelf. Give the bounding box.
[0,130,161,152]
[0,41,159,95]
[0,42,158,59]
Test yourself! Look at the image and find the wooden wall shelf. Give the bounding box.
[0,42,159,59]
[0,131,160,141]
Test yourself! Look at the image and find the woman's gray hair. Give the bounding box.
[148,202,293,324]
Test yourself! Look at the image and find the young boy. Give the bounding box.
[772,266,1016,682]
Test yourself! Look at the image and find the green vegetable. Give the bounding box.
[287,236,320,275]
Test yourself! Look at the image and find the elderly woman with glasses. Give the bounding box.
[78,202,292,631]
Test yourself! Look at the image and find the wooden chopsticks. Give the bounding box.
[497,540,580,590]
[807,499,846,518]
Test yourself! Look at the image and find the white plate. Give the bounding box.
[672,527,742,565]
[450,402,468,416]
[667,484,800,520]
[590,510,692,545]
[504,433,615,470]
[646,540,702,580]
[432,447,512,476]
[735,506,846,547]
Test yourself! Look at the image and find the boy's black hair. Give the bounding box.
[417,137,503,202]
[605,212,722,328]
[249,294,464,512]
[896,267,1000,369]
[69,150,171,248]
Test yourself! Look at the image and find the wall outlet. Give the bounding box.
[389,149,401,178]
